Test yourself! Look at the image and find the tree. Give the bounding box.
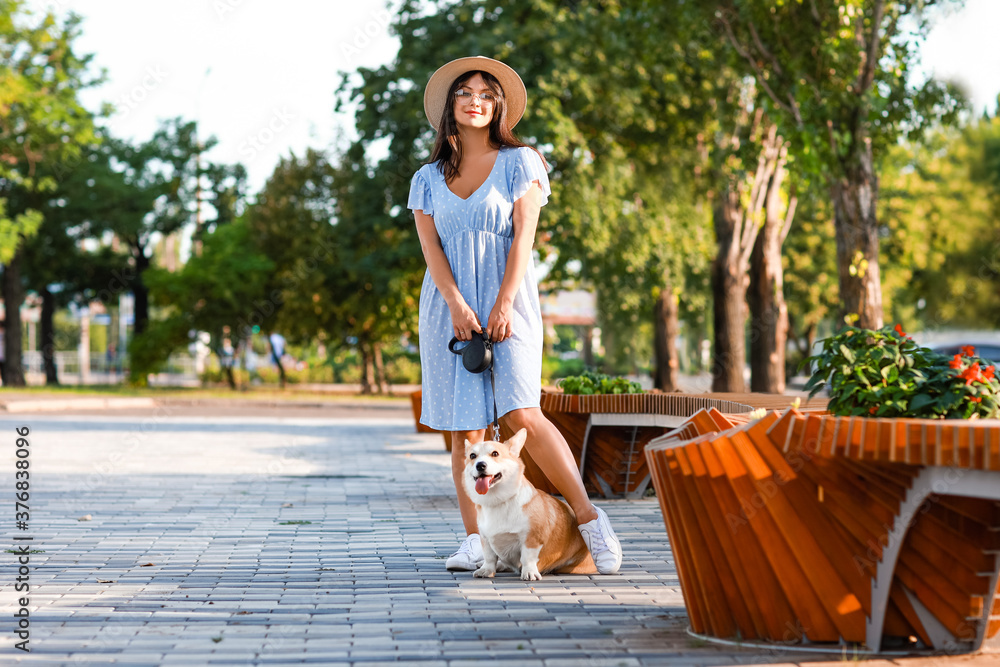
[0,1,101,384]
[21,128,135,384]
[343,0,724,388]
[100,117,247,360]
[879,120,999,330]
[328,142,423,393]
[249,143,423,394]
[709,103,793,392]
[782,184,839,372]
[748,164,796,393]
[717,0,965,330]
[134,219,274,388]
[246,149,340,382]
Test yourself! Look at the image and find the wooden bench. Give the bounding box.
[645,407,1000,653]
[527,391,815,498]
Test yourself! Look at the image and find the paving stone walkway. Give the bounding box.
[1,411,997,666]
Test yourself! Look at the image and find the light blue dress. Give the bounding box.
[407,146,551,431]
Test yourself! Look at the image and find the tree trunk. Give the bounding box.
[749,215,789,394]
[711,244,748,392]
[40,287,59,385]
[373,342,387,395]
[830,141,883,330]
[359,343,375,395]
[711,184,750,393]
[749,164,795,394]
[653,285,679,392]
[710,122,786,393]
[133,251,150,336]
[581,326,594,367]
[2,249,26,387]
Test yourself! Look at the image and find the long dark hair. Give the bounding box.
[428,70,543,183]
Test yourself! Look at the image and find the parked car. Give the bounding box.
[928,343,1000,365]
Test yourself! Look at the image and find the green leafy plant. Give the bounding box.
[803,324,1000,419]
[557,370,643,395]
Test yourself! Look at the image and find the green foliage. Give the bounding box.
[804,325,1000,419]
[247,148,338,344]
[782,180,839,351]
[718,0,965,176]
[23,129,132,310]
[339,0,717,372]
[557,371,643,396]
[246,144,422,377]
[131,219,275,382]
[128,313,190,386]
[880,128,993,329]
[0,1,101,262]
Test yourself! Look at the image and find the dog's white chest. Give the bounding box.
[479,504,531,538]
[479,504,532,565]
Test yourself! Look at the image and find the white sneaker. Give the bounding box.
[446,533,483,571]
[578,505,622,574]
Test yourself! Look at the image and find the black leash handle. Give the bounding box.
[449,332,499,439]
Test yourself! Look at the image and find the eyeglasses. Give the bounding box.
[454,89,499,106]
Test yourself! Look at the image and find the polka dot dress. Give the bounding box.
[407,146,551,431]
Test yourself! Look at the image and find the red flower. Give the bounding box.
[971,397,982,403]
[959,362,983,386]
[949,354,963,370]
[961,345,976,357]
[869,406,879,414]
[894,324,905,337]
[984,365,996,381]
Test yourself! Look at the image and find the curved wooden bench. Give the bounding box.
[645,408,1000,653]
[533,392,768,498]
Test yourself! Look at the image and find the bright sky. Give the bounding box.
[25,0,1000,196]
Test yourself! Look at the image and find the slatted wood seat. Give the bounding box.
[530,392,781,498]
[528,391,826,498]
[645,408,1000,653]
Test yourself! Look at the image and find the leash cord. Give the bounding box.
[489,364,499,441]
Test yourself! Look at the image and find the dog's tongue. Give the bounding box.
[475,476,492,495]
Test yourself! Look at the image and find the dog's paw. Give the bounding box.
[520,566,542,581]
[473,566,496,578]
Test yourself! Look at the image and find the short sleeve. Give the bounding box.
[407,168,433,217]
[511,147,551,207]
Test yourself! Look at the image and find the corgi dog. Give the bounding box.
[463,428,596,580]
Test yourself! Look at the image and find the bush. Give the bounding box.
[557,370,642,395]
[804,324,1000,419]
[384,349,420,384]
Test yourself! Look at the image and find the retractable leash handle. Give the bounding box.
[448,332,499,439]
[448,332,493,373]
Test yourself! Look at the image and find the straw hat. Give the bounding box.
[422,56,527,132]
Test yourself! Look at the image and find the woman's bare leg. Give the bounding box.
[451,429,486,534]
[500,408,598,524]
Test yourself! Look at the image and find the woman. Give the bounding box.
[407,56,622,574]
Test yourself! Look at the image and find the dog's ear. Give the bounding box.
[464,439,475,456]
[505,428,527,458]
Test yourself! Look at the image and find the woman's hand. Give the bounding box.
[486,298,514,342]
[449,300,482,342]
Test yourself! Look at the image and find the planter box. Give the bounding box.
[409,390,451,450]
[645,408,1000,653]
[535,391,775,498]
